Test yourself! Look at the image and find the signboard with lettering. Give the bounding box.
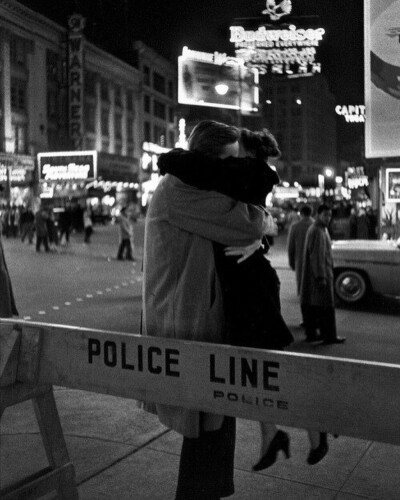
[178,47,259,113]
[386,168,400,202]
[345,166,369,190]
[68,14,85,149]
[364,0,400,158]
[0,154,35,184]
[97,152,138,182]
[335,105,366,123]
[14,321,400,445]
[38,151,97,182]
[230,24,325,77]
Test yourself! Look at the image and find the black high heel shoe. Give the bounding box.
[252,430,291,471]
[307,432,329,465]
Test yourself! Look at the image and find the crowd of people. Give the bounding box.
[0,202,137,259]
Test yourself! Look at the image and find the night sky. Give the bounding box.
[18,0,364,103]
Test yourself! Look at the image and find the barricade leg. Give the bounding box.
[0,384,79,500]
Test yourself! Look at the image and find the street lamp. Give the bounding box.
[215,83,229,96]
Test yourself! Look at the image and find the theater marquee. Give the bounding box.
[38,151,97,182]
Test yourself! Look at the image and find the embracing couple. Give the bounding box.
[142,120,328,499]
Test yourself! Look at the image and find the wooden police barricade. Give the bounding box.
[2,318,400,498]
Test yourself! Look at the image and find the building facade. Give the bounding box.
[132,41,177,211]
[263,75,337,189]
[0,0,179,216]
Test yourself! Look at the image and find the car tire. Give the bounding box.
[334,270,368,304]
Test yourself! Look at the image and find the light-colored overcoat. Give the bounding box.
[300,219,335,307]
[142,174,268,438]
[287,216,314,294]
[0,237,18,317]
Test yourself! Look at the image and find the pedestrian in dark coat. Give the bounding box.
[35,209,50,252]
[300,204,346,344]
[287,205,314,295]
[287,205,314,337]
[356,208,370,239]
[58,205,72,244]
[20,206,35,244]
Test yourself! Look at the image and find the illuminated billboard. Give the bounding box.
[229,24,325,77]
[364,0,400,158]
[178,46,259,113]
[38,151,97,182]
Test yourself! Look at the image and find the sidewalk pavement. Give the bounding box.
[2,228,400,499]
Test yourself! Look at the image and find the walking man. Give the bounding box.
[300,204,346,344]
[117,207,134,261]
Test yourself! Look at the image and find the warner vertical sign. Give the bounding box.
[364,0,400,158]
[68,14,85,149]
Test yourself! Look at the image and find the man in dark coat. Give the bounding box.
[287,204,314,338]
[300,204,346,344]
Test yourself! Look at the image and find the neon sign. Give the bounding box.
[68,14,85,149]
[335,105,366,123]
[345,166,369,190]
[230,24,325,76]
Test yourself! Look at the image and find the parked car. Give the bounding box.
[332,239,400,304]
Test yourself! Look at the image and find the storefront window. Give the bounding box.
[143,65,150,86]
[115,142,122,155]
[85,71,96,96]
[11,123,27,154]
[144,94,151,114]
[169,131,175,148]
[101,109,109,136]
[47,90,58,119]
[47,49,60,82]
[153,72,166,94]
[114,86,122,107]
[127,89,134,112]
[144,121,151,142]
[11,79,27,111]
[168,81,174,98]
[153,100,166,120]
[115,113,122,139]
[10,36,27,67]
[153,125,166,147]
[127,117,134,140]
[85,103,96,132]
[101,81,109,102]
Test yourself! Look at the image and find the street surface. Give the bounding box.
[3,221,400,363]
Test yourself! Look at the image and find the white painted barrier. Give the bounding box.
[1,318,400,498]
